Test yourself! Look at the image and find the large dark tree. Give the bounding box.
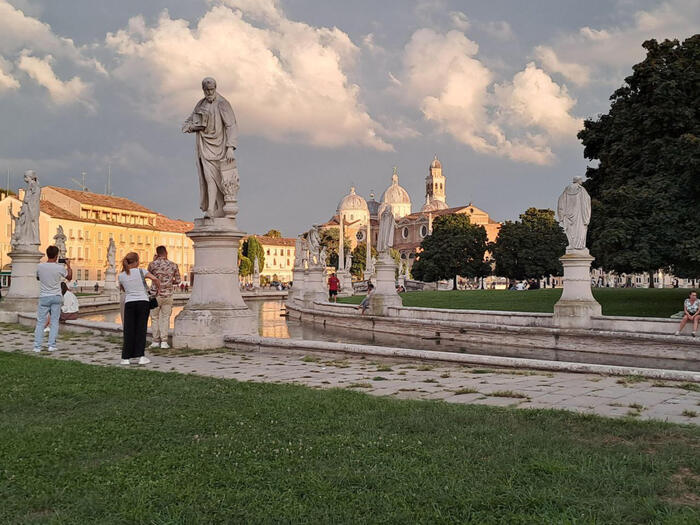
[320,228,351,269]
[411,214,491,289]
[350,242,377,278]
[242,236,265,271]
[579,36,700,282]
[491,208,567,281]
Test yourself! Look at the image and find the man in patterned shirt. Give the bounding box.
[148,245,181,349]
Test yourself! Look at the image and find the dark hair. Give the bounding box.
[46,245,59,259]
[122,252,139,275]
[156,245,167,256]
[367,283,374,290]
[60,282,68,294]
[691,290,698,296]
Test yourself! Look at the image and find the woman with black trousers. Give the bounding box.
[118,252,160,365]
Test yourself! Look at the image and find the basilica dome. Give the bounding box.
[421,195,449,212]
[380,168,411,219]
[337,186,369,224]
[430,155,442,169]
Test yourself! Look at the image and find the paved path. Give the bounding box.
[3,324,699,425]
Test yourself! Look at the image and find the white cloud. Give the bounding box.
[533,45,591,86]
[400,29,580,165]
[106,4,392,151]
[17,52,94,109]
[449,11,470,31]
[0,55,19,91]
[362,33,385,55]
[534,0,699,85]
[482,21,514,41]
[0,0,105,74]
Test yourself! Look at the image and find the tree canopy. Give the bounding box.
[321,228,351,269]
[239,255,253,277]
[350,242,377,278]
[264,229,282,238]
[490,208,567,280]
[242,236,265,271]
[578,36,700,279]
[411,214,490,288]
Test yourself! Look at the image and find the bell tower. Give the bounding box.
[425,155,446,205]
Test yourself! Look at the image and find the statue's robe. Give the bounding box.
[557,183,591,251]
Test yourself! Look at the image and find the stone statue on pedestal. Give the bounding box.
[183,77,239,220]
[345,251,352,271]
[53,226,67,258]
[106,237,116,271]
[319,246,327,268]
[307,226,321,267]
[557,176,591,252]
[10,170,41,249]
[294,235,304,267]
[377,205,395,253]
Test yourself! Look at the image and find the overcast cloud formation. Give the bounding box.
[0,0,697,235]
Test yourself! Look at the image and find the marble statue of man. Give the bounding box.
[557,176,591,252]
[106,237,116,270]
[253,256,260,276]
[345,251,352,271]
[307,226,321,266]
[182,77,238,219]
[10,170,40,249]
[377,205,396,253]
[319,246,327,268]
[53,226,67,258]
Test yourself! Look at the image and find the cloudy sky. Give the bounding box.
[0,0,697,236]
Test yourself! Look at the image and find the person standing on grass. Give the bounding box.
[328,272,340,302]
[33,245,72,352]
[118,252,160,365]
[147,245,181,350]
[675,290,699,337]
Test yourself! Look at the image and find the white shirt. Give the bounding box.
[118,269,149,303]
[36,262,67,297]
[61,291,79,313]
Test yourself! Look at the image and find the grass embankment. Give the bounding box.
[340,288,692,317]
[1,353,698,523]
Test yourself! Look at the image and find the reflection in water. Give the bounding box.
[82,299,699,371]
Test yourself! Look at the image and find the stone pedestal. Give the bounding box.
[337,269,353,297]
[0,246,43,317]
[371,253,402,315]
[103,267,119,301]
[303,266,327,308]
[173,217,256,349]
[288,266,305,306]
[554,250,601,329]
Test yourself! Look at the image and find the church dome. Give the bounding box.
[380,169,411,206]
[366,191,380,217]
[337,186,369,214]
[421,195,449,212]
[430,155,442,169]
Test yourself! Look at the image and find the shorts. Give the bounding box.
[329,290,338,298]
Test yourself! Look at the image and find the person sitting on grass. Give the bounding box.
[356,283,374,315]
[675,290,699,337]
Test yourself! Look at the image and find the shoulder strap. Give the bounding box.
[139,269,149,294]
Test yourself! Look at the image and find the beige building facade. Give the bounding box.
[242,235,296,283]
[0,186,194,288]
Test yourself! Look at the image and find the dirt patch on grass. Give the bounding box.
[665,467,700,507]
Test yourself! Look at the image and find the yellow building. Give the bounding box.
[243,235,296,283]
[0,186,194,288]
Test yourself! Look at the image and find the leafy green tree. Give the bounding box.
[411,214,491,289]
[242,236,265,271]
[239,255,253,277]
[578,36,700,282]
[491,208,567,281]
[350,242,377,278]
[321,228,351,269]
[264,229,282,238]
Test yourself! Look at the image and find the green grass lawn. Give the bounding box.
[1,353,698,523]
[340,288,693,317]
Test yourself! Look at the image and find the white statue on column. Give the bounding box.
[10,170,41,249]
[182,77,239,220]
[307,225,321,267]
[53,226,67,258]
[345,251,352,271]
[557,176,591,253]
[338,215,345,271]
[294,235,304,267]
[106,237,116,271]
[377,205,396,254]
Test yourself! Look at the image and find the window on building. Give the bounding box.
[85,247,90,260]
[137,235,142,244]
[97,270,101,281]
[77,269,82,280]
[120,234,124,242]
[68,247,73,257]
[78,229,83,239]
[129,235,134,243]
[287,249,291,256]
[402,227,409,239]
[85,230,89,240]
[420,225,428,238]
[266,249,270,255]
[98,232,102,242]
[356,231,364,241]
[69,229,74,238]
[77,247,82,259]
[84,270,89,281]
[287,259,290,266]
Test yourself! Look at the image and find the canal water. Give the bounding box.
[82,298,699,371]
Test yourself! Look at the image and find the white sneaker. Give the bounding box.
[675,331,680,336]
[33,347,41,353]
[48,346,57,352]
[138,356,151,365]
[120,359,130,365]
[150,342,160,348]
[43,327,50,333]
[160,342,169,349]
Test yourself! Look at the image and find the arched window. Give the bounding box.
[420,225,428,237]
[401,227,409,239]
[356,230,365,241]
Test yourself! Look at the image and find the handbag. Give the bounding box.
[140,269,159,310]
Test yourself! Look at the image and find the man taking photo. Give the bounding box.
[33,245,72,352]
[148,245,181,349]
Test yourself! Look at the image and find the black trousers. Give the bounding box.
[122,300,150,359]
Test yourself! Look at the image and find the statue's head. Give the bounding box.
[24,169,37,183]
[201,77,217,102]
[573,176,584,184]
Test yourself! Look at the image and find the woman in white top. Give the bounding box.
[676,290,699,337]
[118,252,160,365]
[60,282,79,321]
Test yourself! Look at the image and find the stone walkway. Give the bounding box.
[3,323,699,425]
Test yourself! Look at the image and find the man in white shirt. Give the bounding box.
[33,245,72,352]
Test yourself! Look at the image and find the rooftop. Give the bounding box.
[45,186,157,215]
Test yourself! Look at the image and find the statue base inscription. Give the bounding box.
[303,266,328,308]
[172,217,256,349]
[553,250,601,329]
[371,253,402,315]
[0,246,43,318]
